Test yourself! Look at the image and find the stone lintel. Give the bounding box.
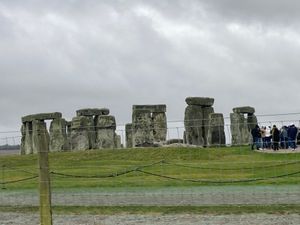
[185,97,214,107]
[76,108,110,116]
[132,105,166,113]
[22,112,62,123]
[233,106,255,114]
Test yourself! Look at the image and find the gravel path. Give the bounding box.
[1,186,299,206]
[1,212,300,225]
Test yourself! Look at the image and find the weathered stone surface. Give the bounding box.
[230,113,251,145]
[202,106,214,146]
[76,108,110,117]
[166,139,184,145]
[185,97,214,107]
[22,122,34,154]
[49,118,68,152]
[207,113,226,146]
[132,105,166,113]
[233,106,255,114]
[184,105,204,146]
[114,135,122,149]
[70,116,90,151]
[125,123,133,148]
[95,115,116,149]
[22,112,62,123]
[152,112,167,142]
[32,120,50,154]
[132,109,154,147]
[247,113,258,130]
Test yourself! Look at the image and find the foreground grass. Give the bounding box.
[0,146,299,189]
[0,205,299,215]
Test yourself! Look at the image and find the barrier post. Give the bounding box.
[34,120,53,225]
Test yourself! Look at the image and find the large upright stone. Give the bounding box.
[207,113,226,146]
[152,112,167,142]
[185,97,214,107]
[132,109,154,147]
[32,120,50,154]
[202,106,214,146]
[125,123,133,148]
[230,113,250,145]
[49,118,67,152]
[247,113,258,130]
[70,116,90,151]
[114,135,122,149]
[184,105,204,146]
[95,115,116,149]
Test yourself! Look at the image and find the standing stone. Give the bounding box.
[230,113,243,145]
[23,122,34,154]
[95,115,116,149]
[125,123,133,148]
[132,109,154,147]
[208,113,226,146]
[20,124,26,155]
[152,112,167,142]
[70,116,90,151]
[184,105,204,146]
[85,116,96,149]
[32,120,50,154]
[202,106,214,146]
[247,113,258,130]
[49,118,67,152]
[114,135,122,149]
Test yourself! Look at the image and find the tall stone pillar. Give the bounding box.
[95,115,116,149]
[125,123,133,148]
[49,118,67,152]
[132,109,154,147]
[207,113,226,146]
[32,120,50,154]
[230,106,256,145]
[184,97,215,146]
[70,116,90,151]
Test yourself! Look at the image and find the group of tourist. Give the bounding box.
[251,124,298,151]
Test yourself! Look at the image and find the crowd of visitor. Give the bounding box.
[251,124,298,151]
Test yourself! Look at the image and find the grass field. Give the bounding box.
[0,146,299,189]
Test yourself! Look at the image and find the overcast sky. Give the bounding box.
[1,0,300,135]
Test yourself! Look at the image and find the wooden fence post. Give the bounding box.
[33,120,53,225]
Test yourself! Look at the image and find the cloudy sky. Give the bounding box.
[1,0,300,135]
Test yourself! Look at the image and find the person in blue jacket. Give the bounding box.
[251,125,261,150]
[287,124,298,150]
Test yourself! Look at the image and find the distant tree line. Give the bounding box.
[0,144,20,150]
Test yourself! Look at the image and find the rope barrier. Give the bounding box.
[136,169,300,184]
[50,161,164,179]
[0,175,38,185]
[163,160,300,171]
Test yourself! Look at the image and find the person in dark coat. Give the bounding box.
[271,125,280,151]
[287,124,298,150]
[251,125,261,150]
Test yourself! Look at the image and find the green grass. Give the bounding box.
[1,205,299,215]
[0,146,300,189]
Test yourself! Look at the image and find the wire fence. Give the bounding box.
[0,114,300,222]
